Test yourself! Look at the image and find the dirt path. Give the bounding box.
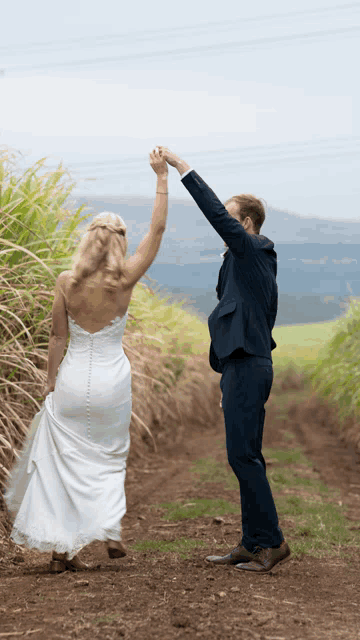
[1,377,360,640]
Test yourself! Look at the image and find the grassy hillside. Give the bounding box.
[272,318,340,372]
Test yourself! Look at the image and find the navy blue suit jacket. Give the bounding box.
[181,170,278,374]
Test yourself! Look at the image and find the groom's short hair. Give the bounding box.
[224,194,266,235]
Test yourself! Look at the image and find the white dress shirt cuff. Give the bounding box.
[180,168,194,180]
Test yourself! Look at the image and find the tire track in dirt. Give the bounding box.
[286,389,360,524]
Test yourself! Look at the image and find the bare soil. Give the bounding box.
[1,372,360,640]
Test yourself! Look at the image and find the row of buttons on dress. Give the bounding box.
[86,335,94,439]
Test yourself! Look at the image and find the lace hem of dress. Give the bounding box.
[10,523,123,560]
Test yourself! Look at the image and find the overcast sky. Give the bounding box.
[0,0,359,221]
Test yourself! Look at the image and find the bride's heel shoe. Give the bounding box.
[50,552,67,574]
[50,559,67,573]
[106,540,127,559]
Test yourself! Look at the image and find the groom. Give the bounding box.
[160,146,291,573]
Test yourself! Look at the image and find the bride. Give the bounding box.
[4,146,169,573]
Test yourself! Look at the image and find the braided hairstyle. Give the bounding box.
[69,212,128,293]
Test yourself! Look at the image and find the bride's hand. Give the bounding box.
[149,147,168,176]
[42,380,55,400]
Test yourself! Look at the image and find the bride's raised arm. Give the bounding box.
[122,147,169,290]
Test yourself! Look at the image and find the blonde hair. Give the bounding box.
[224,194,266,234]
[69,212,128,293]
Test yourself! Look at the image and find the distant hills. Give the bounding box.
[71,195,360,326]
[74,195,360,267]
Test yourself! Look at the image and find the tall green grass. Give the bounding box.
[304,298,360,425]
[0,150,89,490]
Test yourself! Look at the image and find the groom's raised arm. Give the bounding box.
[178,166,254,259]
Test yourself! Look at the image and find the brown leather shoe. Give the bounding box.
[65,554,90,570]
[206,544,256,565]
[234,540,291,573]
[50,552,90,573]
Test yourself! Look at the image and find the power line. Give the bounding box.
[45,137,360,173]
[3,23,360,73]
[65,148,360,185]
[12,138,359,183]
[2,2,359,57]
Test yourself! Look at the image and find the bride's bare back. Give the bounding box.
[61,270,133,334]
[60,223,165,334]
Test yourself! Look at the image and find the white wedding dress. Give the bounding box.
[5,311,132,559]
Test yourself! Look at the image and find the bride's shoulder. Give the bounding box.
[58,270,72,281]
[56,270,73,292]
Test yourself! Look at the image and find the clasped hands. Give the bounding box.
[150,146,222,411]
[149,146,189,177]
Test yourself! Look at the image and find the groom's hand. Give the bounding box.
[158,147,181,168]
[159,147,192,176]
